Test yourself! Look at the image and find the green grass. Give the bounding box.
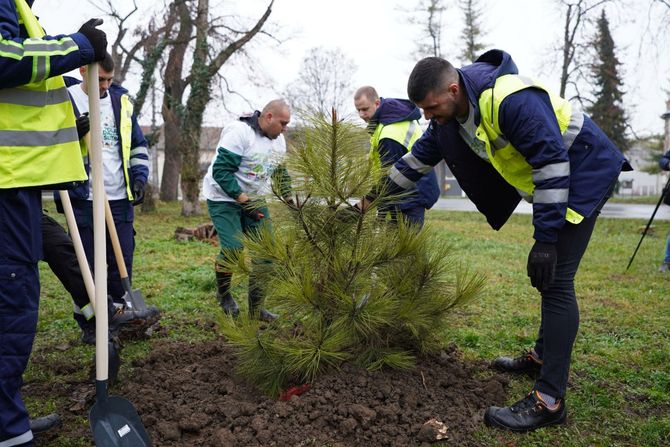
[29,200,670,446]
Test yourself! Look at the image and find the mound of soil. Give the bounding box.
[29,338,509,446]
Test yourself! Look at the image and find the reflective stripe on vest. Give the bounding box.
[476,74,585,224]
[0,0,86,188]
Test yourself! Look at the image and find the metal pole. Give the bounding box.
[626,175,670,270]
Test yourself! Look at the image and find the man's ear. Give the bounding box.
[79,66,87,76]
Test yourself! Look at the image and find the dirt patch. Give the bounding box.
[28,338,509,446]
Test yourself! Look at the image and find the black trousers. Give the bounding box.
[532,200,608,399]
[41,213,90,312]
[41,212,114,330]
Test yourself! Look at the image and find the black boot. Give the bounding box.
[216,270,239,317]
[248,280,277,322]
[484,390,567,432]
[29,413,61,435]
[492,350,542,376]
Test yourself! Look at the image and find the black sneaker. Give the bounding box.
[29,413,62,435]
[484,390,567,432]
[492,350,542,376]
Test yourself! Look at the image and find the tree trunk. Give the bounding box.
[141,183,156,212]
[160,110,183,200]
[159,0,191,201]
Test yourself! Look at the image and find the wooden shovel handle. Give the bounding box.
[104,194,130,279]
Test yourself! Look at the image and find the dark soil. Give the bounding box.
[28,337,509,446]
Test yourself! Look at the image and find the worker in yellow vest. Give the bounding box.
[364,50,630,432]
[353,86,439,227]
[0,0,107,444]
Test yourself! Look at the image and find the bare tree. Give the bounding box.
[556,0,611,101]
[159,0,275,215]
[285,47,357,118]
[459,0,486,63]
[87,0,174,117]
[407,0,447,58]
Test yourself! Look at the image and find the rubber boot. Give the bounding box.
[216,270,239,317]
[248,279,277,322]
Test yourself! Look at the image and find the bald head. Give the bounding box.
[259,98,291,140]
[354,86,381,123]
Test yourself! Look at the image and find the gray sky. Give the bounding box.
[33,0,669,135]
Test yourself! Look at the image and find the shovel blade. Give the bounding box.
[90,395,151,447]
[121,288,148,312]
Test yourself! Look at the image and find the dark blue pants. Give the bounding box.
[533,201,608,399]
[70,199,135,306]
[378,205,426,228]
[0,189,42,447]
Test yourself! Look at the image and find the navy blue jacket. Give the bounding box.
[372,98,440,210]
[389,50,630,242]
[60,77,149,202]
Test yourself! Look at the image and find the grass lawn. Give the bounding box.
[29,200,670,446]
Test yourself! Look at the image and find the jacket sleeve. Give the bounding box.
[212,147,243,199]
[377,138,407,167]
[660,149,670,171]
[271,164,292,199]
[499,88,570,243]
[129,112,150,185]
[367,124,443,200]
[0,0,95,88]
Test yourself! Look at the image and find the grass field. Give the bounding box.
[28,200,670,446]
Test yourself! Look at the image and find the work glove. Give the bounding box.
[241,202,265,221]
[132,180,145,205]
[78,18,107,62]
[75,113,90,139]
[527,242,557,290]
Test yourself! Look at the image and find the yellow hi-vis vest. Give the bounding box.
[369,120,422,175]
[476,74,585,224]
[0,0,87,189]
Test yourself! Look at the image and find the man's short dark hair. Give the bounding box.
[407,57,458,103]
[100,52,115,73]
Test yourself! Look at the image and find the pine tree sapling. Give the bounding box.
[219,111,485,397]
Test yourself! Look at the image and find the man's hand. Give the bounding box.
[78,18,107,62]
[241,202,265,221]
[132,180,145,205]
[75,113,90,140]
[527,242,557,290]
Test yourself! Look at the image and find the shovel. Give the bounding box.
[104,195,148,312]
[58,190,120,384]
[85,62,151,446]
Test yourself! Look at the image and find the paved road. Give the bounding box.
[432,198,670,221]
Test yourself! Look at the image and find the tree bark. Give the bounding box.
[159,0,191,201]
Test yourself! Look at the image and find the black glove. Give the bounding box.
[78,18,107,62]
[241,202,265,221]
[75,113,89,139]
[527,242,557,290]
[132,180,145,205]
